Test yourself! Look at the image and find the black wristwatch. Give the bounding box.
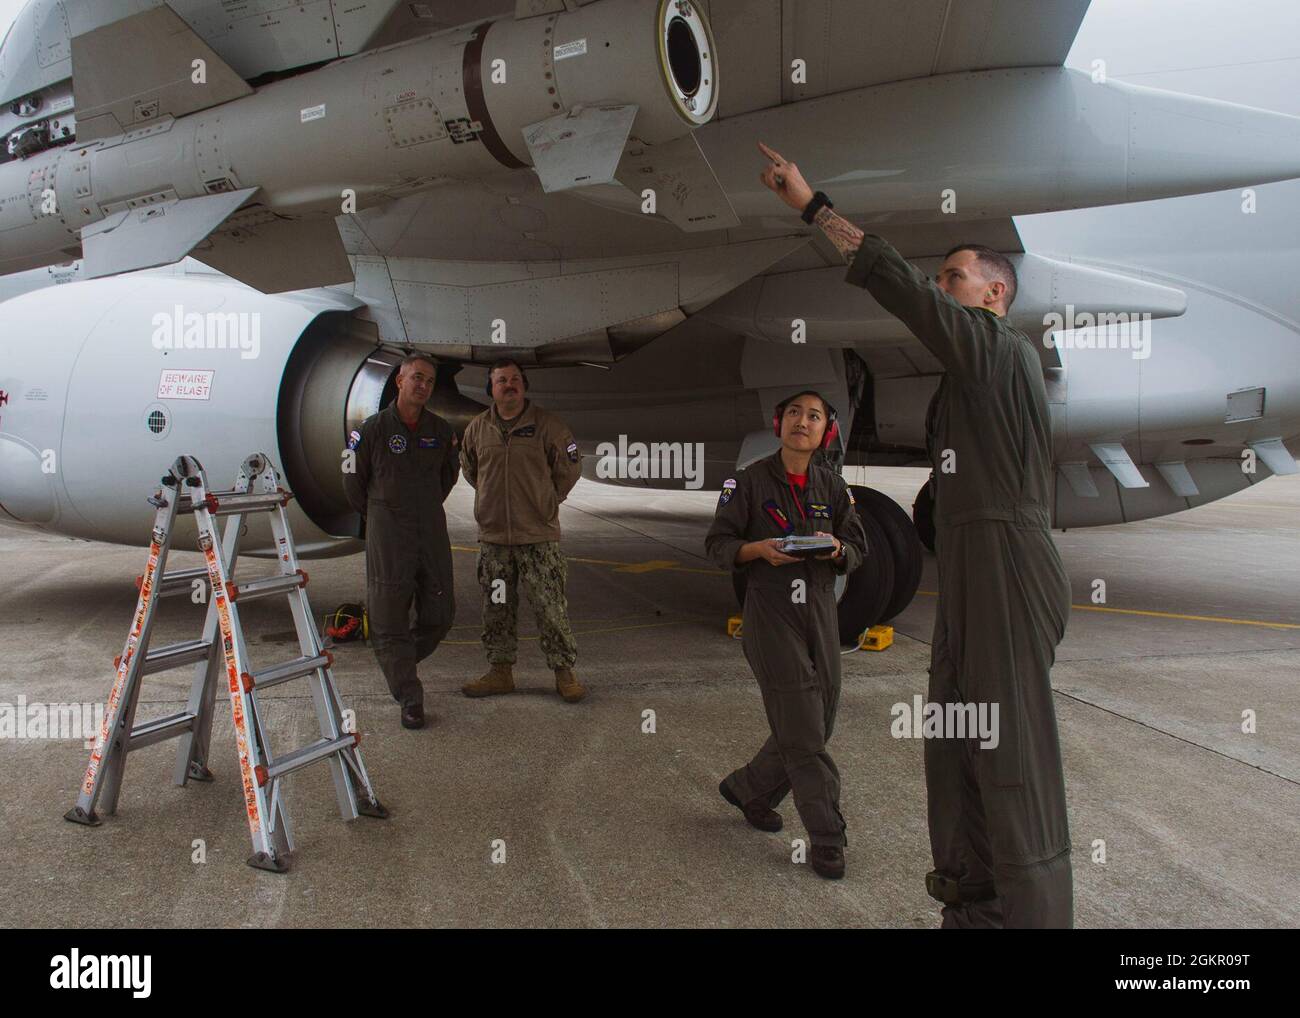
[801,190,833,224]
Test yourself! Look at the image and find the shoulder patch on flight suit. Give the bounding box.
[718,477,737,507]
[388,435,407,454]
[762,499,794,534]
[418,436,440,448]
[566,441,579,463]
[512,424,537,438]
[347,429,361,450]
[847,488,855,506]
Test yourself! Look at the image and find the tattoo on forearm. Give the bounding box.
[814,206,864,262]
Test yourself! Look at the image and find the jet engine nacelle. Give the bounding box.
[0,274,395,556]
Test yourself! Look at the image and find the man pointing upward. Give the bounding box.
[755,141,1074,928]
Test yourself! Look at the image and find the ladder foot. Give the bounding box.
[64,806,102,826]
[187,762,215,782]
[246,851,291,873]
[357,798,389,820]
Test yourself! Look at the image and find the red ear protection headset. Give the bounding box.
[485,361,530,396]
[773,391,840,449]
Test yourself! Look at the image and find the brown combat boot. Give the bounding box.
[462,662,514,697]
[554,667,586,703]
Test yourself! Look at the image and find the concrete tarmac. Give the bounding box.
[1,468,1297,928]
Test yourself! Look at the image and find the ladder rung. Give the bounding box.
[116,638,211,676]
[228,571,307,603]
[138,567,209,598]
[180,491,290,517]
[128,711,196,751]
[265,734,357,782]
[251,652,333,692]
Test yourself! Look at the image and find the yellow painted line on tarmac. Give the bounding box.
[445,611,677,633]
[442,616,705,646]
[914,590,1298,630]
[451,544,721,576]
[567,554,720,575]
[451,548,1297,630]
[1069,605,1299,629]
[610,559,682,574]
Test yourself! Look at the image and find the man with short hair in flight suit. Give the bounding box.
[707,391,867,880]
[342,353,460,730]
[756,141,1074,926]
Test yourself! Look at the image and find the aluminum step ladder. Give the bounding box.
[65,452,386,872]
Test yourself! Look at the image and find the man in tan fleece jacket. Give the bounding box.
[459,359,586,702]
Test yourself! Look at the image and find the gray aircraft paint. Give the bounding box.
[0,0,1296,551]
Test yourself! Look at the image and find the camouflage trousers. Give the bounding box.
[477,541,578,670]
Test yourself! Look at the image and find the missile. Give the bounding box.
[0,0,729,289]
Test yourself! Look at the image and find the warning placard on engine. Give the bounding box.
[554,38,586,60]
[158,369,214,400]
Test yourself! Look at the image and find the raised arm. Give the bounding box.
[813,206,865,263]
[844,235,1006,384]
[756,140,1007,385]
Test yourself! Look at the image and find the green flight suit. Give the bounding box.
[846,235,1073,928]
[706,452,868,848]
[342,404,460,710]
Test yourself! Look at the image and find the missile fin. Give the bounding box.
[614,133,741,233]
[81,187,258,280]
[523,103,639,192]
[191,214,355,294]
[71,5,253,142]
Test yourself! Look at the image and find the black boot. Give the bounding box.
[401,704,425,729]
[719,779,783,832]
[811,845,845,879]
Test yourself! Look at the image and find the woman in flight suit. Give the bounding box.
[706,390,868,879]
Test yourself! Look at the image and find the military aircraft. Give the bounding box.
[0,0,1296,642]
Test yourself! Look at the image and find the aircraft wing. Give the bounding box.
[0,0,1200,347]
[1,1,1089,116]
[707,0,1091,119]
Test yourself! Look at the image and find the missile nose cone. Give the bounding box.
[1118,80,1300,198]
